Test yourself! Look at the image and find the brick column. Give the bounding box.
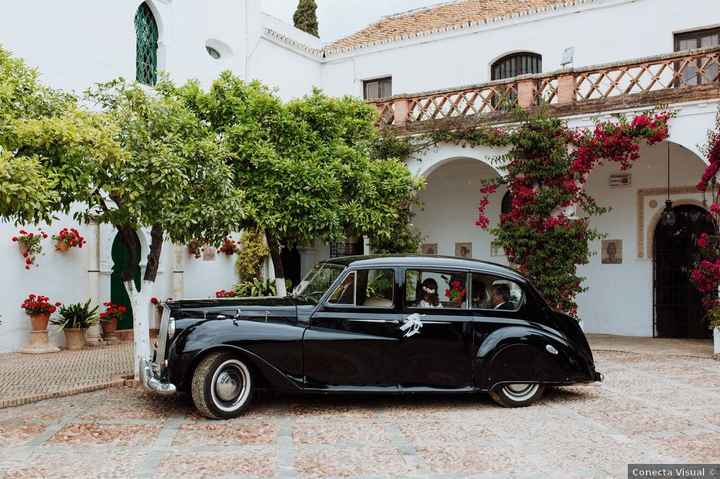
[557,74,576,105]
[393,99,410,127]
[517,79,537,108]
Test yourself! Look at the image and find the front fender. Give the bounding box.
[475,326,595,390]
[167,317,305,393]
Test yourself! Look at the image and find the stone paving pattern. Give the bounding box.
[0,349,718,478]
[0,343,133,408]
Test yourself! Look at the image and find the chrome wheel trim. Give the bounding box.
[210,359,251,412]
[502,383,540,402]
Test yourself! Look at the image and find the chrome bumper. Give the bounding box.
[142,359,177,396]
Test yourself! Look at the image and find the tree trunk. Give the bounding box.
[120,224,164,379]
[265,231,287,297]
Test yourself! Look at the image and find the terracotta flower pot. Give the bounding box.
[101,318,118,338]
[55,241,70,252]
[19,243,30,257]
[64,328,86,351]
[29,313,50,332]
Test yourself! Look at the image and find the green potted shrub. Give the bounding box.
[51,300,99,351]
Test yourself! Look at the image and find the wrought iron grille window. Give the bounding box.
[363,77,392,100]
[135,3,158,86]
[674,28,719,86]
[329,238,364,258]
[491,53,542,81]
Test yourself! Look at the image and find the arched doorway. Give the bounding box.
[654,204,715,339]
[111,231,141,331]
[281,245,302,290]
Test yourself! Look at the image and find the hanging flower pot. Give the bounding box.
[12,230,47,269]
[52,228,86,253]
[187,240,202,259]
[218,237,238,256]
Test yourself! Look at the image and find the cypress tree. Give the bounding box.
[293,0,319,37]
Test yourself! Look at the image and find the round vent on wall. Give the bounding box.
[205,39,233,61]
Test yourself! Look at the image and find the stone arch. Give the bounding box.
[410,143,508,179]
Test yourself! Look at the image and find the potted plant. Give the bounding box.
[51,300,98,351]
[52,228,86,252]
[21,294,60,331]
[99,302,126,340]
[12,230,48,269]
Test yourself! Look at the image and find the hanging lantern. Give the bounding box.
[660,142,676,227]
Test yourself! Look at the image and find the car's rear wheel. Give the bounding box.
[191,352,254,419]
[489,383,545,408]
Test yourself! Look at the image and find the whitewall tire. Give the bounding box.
[191,352,254,419]
[489,383,545,408]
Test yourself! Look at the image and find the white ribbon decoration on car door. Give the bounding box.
[400,313,423,338]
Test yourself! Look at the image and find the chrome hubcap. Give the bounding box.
[210,359,251,412]
[215,371,241,402]
[502,383,540,402]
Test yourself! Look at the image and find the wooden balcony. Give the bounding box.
[370,47,720,131]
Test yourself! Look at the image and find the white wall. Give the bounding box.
[321,0,720,98]
[414,158,507,262]
[411,104,718,337]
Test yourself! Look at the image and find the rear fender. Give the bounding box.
[474,326,586,390]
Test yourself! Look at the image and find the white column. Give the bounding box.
[172,244,185,299]
[86,223,102,345]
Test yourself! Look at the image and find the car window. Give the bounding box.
[327,269,394,308]
[295,262,346,302]
[470,273,524,312]
[328,271,356,305]
[405,270,467,309]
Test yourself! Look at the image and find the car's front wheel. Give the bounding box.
[191,352,254,419]
[489,383,545,408]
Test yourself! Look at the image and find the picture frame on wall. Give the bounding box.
[455,242,472,259]
[601,239,622,264]
[421,243,438,255]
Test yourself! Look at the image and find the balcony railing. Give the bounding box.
[370,47,720,129]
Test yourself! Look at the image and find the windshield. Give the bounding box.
[293,262,346,302]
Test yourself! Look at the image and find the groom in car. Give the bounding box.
[491,284,515,310]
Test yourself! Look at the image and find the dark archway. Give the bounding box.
[281,246,302,290]
[111,231,141,331]
[654,204,715,339]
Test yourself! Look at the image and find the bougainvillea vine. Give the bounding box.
[470,110,672,315]
[690,109,720,329]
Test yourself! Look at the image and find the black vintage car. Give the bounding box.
[144,255,602,419]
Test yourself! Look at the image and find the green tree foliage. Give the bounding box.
[170,74,422,288]
[0,46,78,224]
[293,0,319,37]
[84,78,244,283]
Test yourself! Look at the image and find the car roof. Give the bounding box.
[322,255,527,283]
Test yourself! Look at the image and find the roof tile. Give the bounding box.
[327,0,583,52]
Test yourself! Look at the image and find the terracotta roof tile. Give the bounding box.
[327,0,586,52]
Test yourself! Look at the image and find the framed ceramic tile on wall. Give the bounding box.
[601,239,622,264]
[421,243,438,255]
[455,242,472,258]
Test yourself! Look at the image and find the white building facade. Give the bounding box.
[0,0,719,351]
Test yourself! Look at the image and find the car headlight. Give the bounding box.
[167,318,176,339]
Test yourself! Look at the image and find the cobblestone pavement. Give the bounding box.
[0,349,718,479]
[0,343,132,408]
